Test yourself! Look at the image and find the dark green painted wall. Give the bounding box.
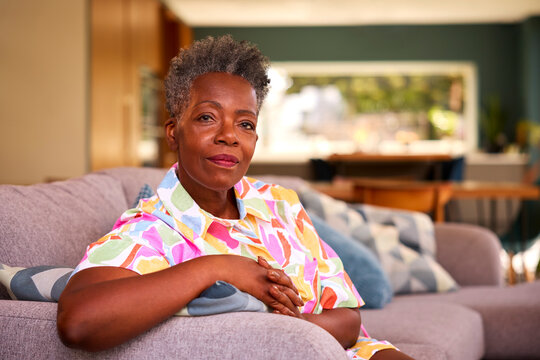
[195,20,539,145]
[521,17,540,125]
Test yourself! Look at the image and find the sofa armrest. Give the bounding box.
[0,300,347,359]
[434,223,503,287]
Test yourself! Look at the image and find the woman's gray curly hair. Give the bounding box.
[165,35,271,119]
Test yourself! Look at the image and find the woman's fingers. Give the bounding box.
[268,271,303,306]
[267,268,299,295]
[257,256,272,269]
[279,285,304,307]
[268,285,302,317]
[258,256,302,306]
[238,256,303,314]
[264,285,303,316]
[258,256,299,295]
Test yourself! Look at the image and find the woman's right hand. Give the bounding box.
[215,254,303,317]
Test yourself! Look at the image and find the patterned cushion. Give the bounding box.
[176,281,267,316]
[353,203,436,256]
[131,183,155,208]
[298,188,458,295]
[309,213,393,308]
[0,262,268,315]
[0,263,72,302]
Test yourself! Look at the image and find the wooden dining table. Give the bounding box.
[451,180,540,198]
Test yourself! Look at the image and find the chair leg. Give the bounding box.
[507,251,516,285]
[534,252,540,279]
[524,267,535,282]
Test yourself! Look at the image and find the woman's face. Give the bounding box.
[166,72,258,194]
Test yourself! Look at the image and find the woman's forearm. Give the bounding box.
[301,308,361,348]
[57,256,220,351]
[57,254,303,352]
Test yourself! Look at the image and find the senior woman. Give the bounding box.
[57,35,413,360]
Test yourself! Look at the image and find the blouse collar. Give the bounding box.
[156,163,272,238]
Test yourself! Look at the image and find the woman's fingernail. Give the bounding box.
[269,270,278,278]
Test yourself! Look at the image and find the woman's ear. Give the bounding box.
[164,118,178,150]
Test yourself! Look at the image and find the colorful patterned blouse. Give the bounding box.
[73,164,395,359]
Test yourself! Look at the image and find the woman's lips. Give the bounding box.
[207,154,239,168]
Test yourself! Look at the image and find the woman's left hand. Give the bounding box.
[257,257,361,348]
[257,256,304,318]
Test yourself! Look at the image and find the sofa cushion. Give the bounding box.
[362,299,484,360]
[391,343,447,360]
[309,213,393,309]
[396,282,540,359]
[298,188,458,295]
[0,174,128,274]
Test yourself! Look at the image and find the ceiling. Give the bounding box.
[163,0,540,27]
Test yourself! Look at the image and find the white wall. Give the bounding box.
[0,0,88,184]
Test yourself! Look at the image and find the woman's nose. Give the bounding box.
[215,119,239,145]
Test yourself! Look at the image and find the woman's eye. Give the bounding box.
[197,114,213,122]
[240,121,255,130]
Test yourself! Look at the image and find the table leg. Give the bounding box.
[477,199,485,228]
[520,202,535,282]
[520,200,527,254]
[505,199,513,228]
[503,199,519,284]
[490,199,497,234]
[447,200,461,222]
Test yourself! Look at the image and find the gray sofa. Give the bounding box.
[1,167,539,360]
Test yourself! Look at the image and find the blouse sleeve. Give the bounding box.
[72,207,177,276]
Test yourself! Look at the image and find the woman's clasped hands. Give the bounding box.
[216,254,304,318]
[257,256,305,318]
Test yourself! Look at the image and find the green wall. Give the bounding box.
[195,20,539,145]
[521,17,540,125]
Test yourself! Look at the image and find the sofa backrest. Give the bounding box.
[0,167,167,300]
[98,167,167,206]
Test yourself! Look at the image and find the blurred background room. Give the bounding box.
[1,0,540,280]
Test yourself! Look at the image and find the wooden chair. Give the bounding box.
[352,178,453,223]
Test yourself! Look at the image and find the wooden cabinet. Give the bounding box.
[90,0,192,170]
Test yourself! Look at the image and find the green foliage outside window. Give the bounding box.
[286,74,464,140]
